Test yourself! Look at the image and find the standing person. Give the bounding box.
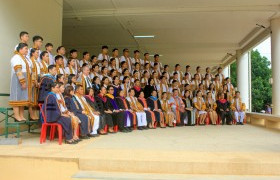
[38,65,57,103]
[55,55,66,75]
[160,92,176,127]
[156,76,169,99]
[69,49,80,73]
[111,48,120,70]
[28,35,43,60]
[97,45,110,61]
[44,82,76,144]
[126,89,148,130]
[56,46,68,68]
[216,67,225,84]
[14,31,29,51]
[151,54,163,72]
[39,51,49,75]
[172,64,184,82]
[231,91,246,125]
[80,52,91,68]
[65,59,78,76]
[120,48,133,73]
[10,43,34,121]
[45,43,55,65]
[185,65,192,81]
[216,93,232,125]
[183,90,196,126]
[147,90,165,128]
[77,65,92,93]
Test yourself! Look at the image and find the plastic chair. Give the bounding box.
[38,104,63,145]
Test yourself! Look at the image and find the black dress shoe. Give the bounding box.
[120,129,129,133]
[80,135,90,139]
[125,127,132,132]
[65,140,78,144]
[137,127,143,130]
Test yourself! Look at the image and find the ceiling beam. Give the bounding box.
[63,5,280,18]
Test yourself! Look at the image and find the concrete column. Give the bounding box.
[271,18,280,115]
[222,65,230,78]
[236,50,250,111]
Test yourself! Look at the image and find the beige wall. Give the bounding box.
[0,0,63,106]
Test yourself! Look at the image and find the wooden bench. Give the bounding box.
[246,112,280,129]
[0,93,38,138]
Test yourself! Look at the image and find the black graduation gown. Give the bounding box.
[94,95,113,128]
[147,97,163,123]
[38,76,54,103]
[44,93,73,140]
[143,85,156,99]
[216,100,232,124]
[105,96,126,129]
[64,96,89,136]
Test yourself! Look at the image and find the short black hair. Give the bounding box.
[123,48,129,53]
[19,31,28,38]
[32,35,43,42]
[83,51,89,57]
[45,43,53,48]
[56,46,64,53]
[91,55,96,60]
[112,48,118,52]
[48,65,56,71]
[70,49,77,54]
[102,45,108,49]
[154,54,159,58]
[55,55,63,61]
[134,50,140,54]
[16,43,28,52]
[144,53,149,56]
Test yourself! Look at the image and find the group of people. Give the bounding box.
[10,31,247,144]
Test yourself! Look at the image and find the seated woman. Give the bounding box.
[138,91,156,129]
[206,92,218,125]
[92,76,101,93]
[147,90,165,128]
[183,90,195,126]
[169,89,187,126]
[160,92,176,127]
[44,82,76,144]
[64,85,90,139]
[216,92,232,125]
[112,76,122,97]
[67,74,77,90]
[127,88,148,130]
[56,82,80,141]
[193,90,207,125]
[115,89,136,130]
[105,85,131,133]
[143,78,157,99]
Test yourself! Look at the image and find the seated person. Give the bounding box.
[231,91,246,125]
[147,90,165,128]
[64,85,90,139]
[193,90,207,125]
[216,92,232,125]
[182,90,195,126]
[138,91,156,129]
[126,88,148,130]
[44,82,76,144]
[160,92,176,127]
[169,89,187,126]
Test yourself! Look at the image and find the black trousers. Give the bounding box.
[219,111,232,124]
[99,113,114,129]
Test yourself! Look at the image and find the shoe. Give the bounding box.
[74,139,82,142]
[143,126,149,130]
[240,122,244,125]
[80,135,90,139]
[89,134,100,137]
[65,140,78,144]
[137,127,143,130]
[14,118,26,123]
[120,129,129,133]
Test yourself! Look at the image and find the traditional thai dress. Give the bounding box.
[126,96,147,127]
[9,53,32,107]
[138,97,156,128]
[160,99,176,126]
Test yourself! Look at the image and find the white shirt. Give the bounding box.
[98,53,110,61]
[48,52,55,65]
[120,56,133,73]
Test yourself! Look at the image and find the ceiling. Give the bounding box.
[62,0,280,69]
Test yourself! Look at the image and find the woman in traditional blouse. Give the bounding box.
[183,90,195,126]
[206,92,218,125]
[193,90,207,125]
[160,92,176,127]
[138,91,156,129]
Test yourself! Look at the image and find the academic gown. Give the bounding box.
[115,97,134,128]
[38,75,55,103]
[44,93,73,140]
[64,96,89,136]
[143,85,156,99]
[216,100,232,124]
[105,96,127,129]
[147,97,163,123]
[94,95,113,128]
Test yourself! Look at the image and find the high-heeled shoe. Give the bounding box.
[65,140,78,144]
[14,118,26,123]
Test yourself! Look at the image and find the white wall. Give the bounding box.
[0,0,63,106]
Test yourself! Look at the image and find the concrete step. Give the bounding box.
[71,170,280,180]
